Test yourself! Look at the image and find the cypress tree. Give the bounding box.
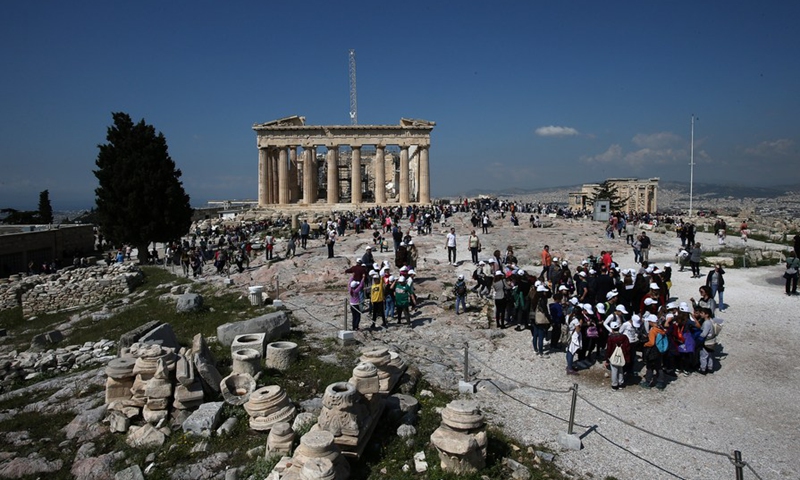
[94,112,193,263]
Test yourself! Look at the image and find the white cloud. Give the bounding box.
[631,132,682,149]
[535,125,579,137]
[624,148,686,167]
[582,144,622,163]
[744,138,795,157]
[582,143,690,167]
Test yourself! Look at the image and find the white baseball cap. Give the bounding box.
[495,270,503,276]
[610,321,620,330]
[649,282,660,290]
[350,281,359,288]
[644,298,658,306]
[596,303,606,314]
[583,304,594,314]
[615,305,628,314]
[458,274,464,280]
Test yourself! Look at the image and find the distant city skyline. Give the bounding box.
[1,1,798,210]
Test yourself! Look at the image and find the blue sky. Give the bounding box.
[1,1,798,210]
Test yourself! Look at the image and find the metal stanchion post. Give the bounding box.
[276,275,279,299]
[463,343,469,382]
[568,383,578,435]
[734,450,744,480]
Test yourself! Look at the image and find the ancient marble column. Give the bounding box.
[270,148,279,204]
[303,147,317,204]
[289,146,300,203]
[327,146,339,204]
[258,148,268,207]
[375,146,386,204]
[419,146,430,204]
[278,147,289,205]
[265,148,274,205]
[399,146,410,204]
[351,146,362,204]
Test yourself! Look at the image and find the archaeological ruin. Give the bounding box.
[253,116,435,207]
[569,177,659,214]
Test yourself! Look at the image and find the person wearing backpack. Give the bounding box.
[695,307,717,374]
[605,321,631,390]
[640,314,667,390]
[454,274,468,315]
[369,273,387,329]
[394,276,412,324]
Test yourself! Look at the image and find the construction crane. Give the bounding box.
[349,49,357,125]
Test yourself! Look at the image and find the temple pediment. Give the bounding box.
[254,115,306,127]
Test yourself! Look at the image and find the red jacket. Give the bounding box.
[606,332,631,364]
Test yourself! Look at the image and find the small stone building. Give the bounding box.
[569,178,659,214]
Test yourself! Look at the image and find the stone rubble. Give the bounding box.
[0,263,143,315]
[0,339,114,389]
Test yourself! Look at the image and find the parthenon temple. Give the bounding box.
[253,116,435,207]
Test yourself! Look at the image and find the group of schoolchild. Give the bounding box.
[344,243,421,331]
[459,249,723,391]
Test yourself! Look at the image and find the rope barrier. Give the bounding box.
[468,351,575,394]
[575,392,732,459]
[590,428,685,480]
[485,379,586,427]
[744,461,764,480]
[281,300,340,330]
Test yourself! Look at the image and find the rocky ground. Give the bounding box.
[227,209,796,480]
[1,202,797,480]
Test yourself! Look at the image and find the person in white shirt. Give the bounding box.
[445,228,457,265]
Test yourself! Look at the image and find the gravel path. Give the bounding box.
[241,213,797,480]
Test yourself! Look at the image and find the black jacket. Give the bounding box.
[706,269,725,292]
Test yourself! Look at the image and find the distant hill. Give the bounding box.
[659,181,797,199]
[453,181,798,201]
[459,184,580,198]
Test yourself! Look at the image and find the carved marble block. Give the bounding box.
[244,385,296,432]
[430,400,487,474]
[316,382,384,458]
[267,422,296,457]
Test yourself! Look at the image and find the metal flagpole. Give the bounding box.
[689,114,695,217]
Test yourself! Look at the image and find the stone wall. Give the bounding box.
[0,224,95,277]
[0,263,143,316]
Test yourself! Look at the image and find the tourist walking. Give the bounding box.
[639,232,651,263]
[348,279,365,330]
[785,252,800,296]
[689,242,702,278]
[445,228,457,265]
[394,276,412,324]
[705,264,726,310]
[454,274,467,314]
[540,245,552,281]
[531,286,551,357]
[492,271,507,328]
[605,321,631,390]
[326,229,336,258]
[468,230,481,265]
[369,274,387,328]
